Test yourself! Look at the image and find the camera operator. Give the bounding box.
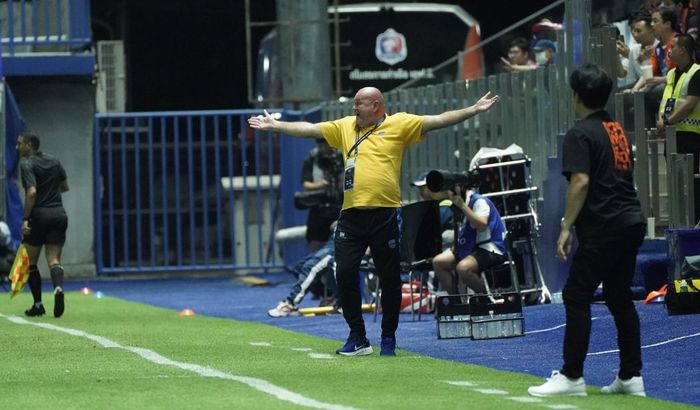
[301,139,343,251]
[431,183,507,295]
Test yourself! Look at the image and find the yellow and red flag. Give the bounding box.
[9,244,29,298]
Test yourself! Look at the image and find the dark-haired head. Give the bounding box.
[19,132,40,151]
[569,63,612,110]
[653,7,678,32]
[629,11,652,27]
[509,37,530,53]
[675,33,696,58]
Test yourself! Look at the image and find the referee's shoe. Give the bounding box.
[54,288,65,318]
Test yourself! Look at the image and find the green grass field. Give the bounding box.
[0,292,693,410]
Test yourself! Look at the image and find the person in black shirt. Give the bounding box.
[529,64,647,397]
[17,132,70,318]
[300,139,343,251]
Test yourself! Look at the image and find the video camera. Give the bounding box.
[293,151,344,210]
[294,189,338,209]
[426,169,481,193]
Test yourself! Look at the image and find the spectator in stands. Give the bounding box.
[636,8,680,123]
[613,25,633,85]
[686,0,700,39]
[656,33,700,220]
[649,8,678,82]
[640,0,663,14]
[532,18,563,42]
[431,185,507,296]
[528,63,646,398]
[622,13,658,92]
[499,37,536,73]
[663,0,692,33]
[16,132,70,318]
[300,139,343,252]
[532,39,557,67]
[249,88,498,357]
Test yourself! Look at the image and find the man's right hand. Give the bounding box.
[447,185,465,209]
[616,40,630,58]
[656,118,667,137]
[247,109,276,131]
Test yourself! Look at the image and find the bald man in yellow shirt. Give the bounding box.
[248,87,498,356]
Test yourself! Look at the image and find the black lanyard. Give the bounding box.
[347,117,384,157]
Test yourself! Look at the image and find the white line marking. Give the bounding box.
[588,331,700,356]
[473,388,508,395]
[249,342,272,346]
[544,405,579,409]
[527,323,567,334]
[0,314,357,410]
[292,348,313,352]
[507,396,542,403]
[308,353,335,359]
[442,380,477,387]
[528,317,601,334]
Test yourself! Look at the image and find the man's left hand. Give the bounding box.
[474,92,499,113]
[556,228,573,262]
[21,221,31,238]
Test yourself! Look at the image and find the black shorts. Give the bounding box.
[24,207,68,247]
[470,247,506,271]
[306,206,339,243]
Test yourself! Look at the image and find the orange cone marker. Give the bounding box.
[179,309,195,317]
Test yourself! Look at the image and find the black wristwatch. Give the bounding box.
[663,116,671,126]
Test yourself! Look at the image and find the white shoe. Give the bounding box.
[267,301,298,317]
[601,376,646,397]
[528,370,587,397]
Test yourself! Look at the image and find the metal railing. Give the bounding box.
[322,66,571,201]
[93,110,287,274]
[1,0,91,54]
[668,153,696,228]
[615,90,696,229]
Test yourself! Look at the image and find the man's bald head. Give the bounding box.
[356,87,384,104]
[353,87,386,128]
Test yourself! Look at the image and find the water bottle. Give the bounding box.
[680,280,689,293]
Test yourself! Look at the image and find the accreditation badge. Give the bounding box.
[664,98,676,117]
[344,157,355,191]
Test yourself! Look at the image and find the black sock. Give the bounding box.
[28,265,42,304]
[50,264,64,290]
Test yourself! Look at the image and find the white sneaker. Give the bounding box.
[528,371,587,397]
[601,376,646,397]
[267,301,298,317]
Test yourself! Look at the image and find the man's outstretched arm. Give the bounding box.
[247,109,323,139]
[421,91,499,134]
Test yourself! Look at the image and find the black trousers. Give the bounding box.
[561,223,645,380]
[334,207,401,339]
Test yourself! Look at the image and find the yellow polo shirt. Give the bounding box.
[319,112,424,209]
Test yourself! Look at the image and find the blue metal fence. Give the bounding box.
[94,110,293,275]
[1,0,91,54]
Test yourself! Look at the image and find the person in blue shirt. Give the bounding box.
[432,185,507,295]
